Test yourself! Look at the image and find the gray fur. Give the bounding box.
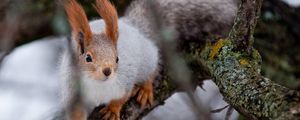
[124,0,238,42]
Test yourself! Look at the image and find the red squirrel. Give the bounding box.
[60,0,237,119]
[60,0,158,119]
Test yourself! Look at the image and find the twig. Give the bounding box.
[211,105,229,113]
[225,106,234,120]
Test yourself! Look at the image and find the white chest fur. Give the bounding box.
[80,74,126,110]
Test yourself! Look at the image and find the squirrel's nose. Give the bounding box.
[103,68,111,76]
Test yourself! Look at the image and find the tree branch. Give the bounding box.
[229,0,263,53]
[198,0,300,119]
[202,39,300,119]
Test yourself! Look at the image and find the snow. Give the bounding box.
[283,0,300,7]
[0,37,64,120]
[0,37,238,120]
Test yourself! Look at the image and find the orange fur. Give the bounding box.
[136,78,154,109]
[99,94,129,120]
[133,72,156,109]
[64,0,92,45]
[94,0,119,45]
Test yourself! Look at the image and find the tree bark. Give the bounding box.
[228,0,262,53]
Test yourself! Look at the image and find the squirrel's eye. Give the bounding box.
[116,57,119,63]
[85,54,93,62]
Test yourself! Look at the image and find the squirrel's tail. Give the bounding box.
[124,0,238,42]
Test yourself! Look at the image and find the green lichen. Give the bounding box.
[178,31,300,119]
[201,39,300,119]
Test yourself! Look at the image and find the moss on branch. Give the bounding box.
[201,39,300,119]
[201,0,300,119]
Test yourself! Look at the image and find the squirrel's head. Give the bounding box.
[64,0,119,81]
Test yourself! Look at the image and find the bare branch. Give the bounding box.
[211,105,229,113]
[225,106,234,120]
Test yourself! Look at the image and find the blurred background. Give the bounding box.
[0,0,299,120]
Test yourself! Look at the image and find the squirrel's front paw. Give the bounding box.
[98,95,128,120]
[135,80,154,109]
[99,106,120,120]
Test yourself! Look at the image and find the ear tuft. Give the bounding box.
[94,0,119,45]
[64,0,92,51]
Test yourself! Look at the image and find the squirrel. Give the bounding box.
[60,0,237,119]
[60,0,158,119]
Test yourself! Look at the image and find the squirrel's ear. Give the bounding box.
[64,0,92,54]
[94,0,118,45]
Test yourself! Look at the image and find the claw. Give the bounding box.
[131,86,140,97]
[99,106,120,120]
[135,80,154,109]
